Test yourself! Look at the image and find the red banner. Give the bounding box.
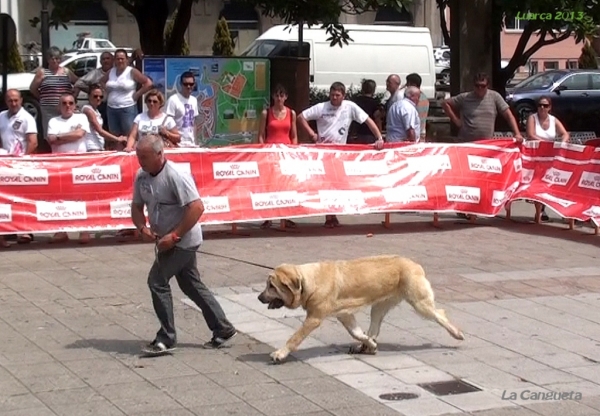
[0,139,598,235]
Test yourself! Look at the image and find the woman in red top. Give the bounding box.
[258,84,298,145]
[257,84,298,229]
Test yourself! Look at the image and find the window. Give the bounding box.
[566,60,579,69]
[374,6,413,25]
[559,74,589,90]
[529,61,538,75]
[69,56,97,78]
[504,14,529,30]
[272,41,311,58]
[592,74,600,89]
[544,61,559,71]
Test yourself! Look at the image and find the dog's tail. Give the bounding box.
[434,308,465,340]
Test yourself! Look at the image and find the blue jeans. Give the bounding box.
[106,104,138,137]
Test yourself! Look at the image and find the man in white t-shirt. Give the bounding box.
[46,93,91,244]
[0,89,38,156]
[0,89,39,248]
[47,93,90,154]
[297,82,383,228]
[165,71,200,147]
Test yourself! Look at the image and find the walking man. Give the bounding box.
[131,135,237,355]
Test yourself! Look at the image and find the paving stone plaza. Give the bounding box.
[1,202,600,416]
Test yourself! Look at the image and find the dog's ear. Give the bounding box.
[274,264,302,307]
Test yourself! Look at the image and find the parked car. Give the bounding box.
[505,69,600,134]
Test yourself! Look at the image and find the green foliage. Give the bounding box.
[309,83,386,106]
[212,17,235,56]
[437,0,600,84]
[240,0,412,47]
[7,42,25,73]
[29,0,76,30]
[578,42,598,68]
[164,9,189,56]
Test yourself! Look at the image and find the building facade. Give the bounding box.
[15,0,444,56]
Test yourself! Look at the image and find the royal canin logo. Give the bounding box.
[56,205,66,210]
[445,185,481,204]
[213,162,259,179]
[72,165,122,184]
[578,171,600,191]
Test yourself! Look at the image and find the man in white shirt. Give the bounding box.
[165,71,200,147]
[386,86,421,143]
[0,89,38,156]
[297,81,383,228]
[0,89,38,248]
[384,74,402,113]
[47,93,90,154]
[46,93,91,244]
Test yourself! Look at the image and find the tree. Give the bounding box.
[7,42,25,73]
[165,9,190,56]
[240,0,412,47]
[436,0,600,94]
[579,42,598,68]
[29,0,198,55]
[212,17,235,56]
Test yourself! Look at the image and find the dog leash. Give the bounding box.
[197,249,274,270]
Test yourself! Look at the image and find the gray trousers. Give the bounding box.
[147,246,234,347]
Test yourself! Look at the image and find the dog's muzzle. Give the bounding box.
[258,292,284,309]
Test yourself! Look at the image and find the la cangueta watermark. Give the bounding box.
[501,389,582,401]
[516,11,594,24]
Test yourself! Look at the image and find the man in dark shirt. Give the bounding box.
[349,79,384,144]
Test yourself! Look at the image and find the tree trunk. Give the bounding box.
[134,0,169,55]
[437,0,450,45]
[165,0,194,55]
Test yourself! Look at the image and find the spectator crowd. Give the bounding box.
[0,46,570,243]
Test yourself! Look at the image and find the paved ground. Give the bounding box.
[1,201,600,416]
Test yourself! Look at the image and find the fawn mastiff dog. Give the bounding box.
[258,255,465,363]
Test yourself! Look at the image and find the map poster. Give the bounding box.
[142,57,270,147]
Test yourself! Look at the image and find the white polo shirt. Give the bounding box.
[0,108,38,155]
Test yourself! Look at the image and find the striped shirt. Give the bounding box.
[38,69,73,108]
[415,92,429,138]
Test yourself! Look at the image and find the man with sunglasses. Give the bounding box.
[46,93,91,243]
[442,73,522,143]
[165,71,200,147]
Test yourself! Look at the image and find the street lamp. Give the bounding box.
[41,0,50,68]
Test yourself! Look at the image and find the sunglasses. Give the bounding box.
[92,94,104,99]
[474,83,488,89]
[538,103,550,108]
[61,101,74,105]
[182,82,195,87]
[146,99,159,104]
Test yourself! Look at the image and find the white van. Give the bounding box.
[240,24,436,99]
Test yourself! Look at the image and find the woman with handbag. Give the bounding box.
[124,89,180,152]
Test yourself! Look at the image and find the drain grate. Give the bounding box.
[379,392,420,401]
[418,379,482,396]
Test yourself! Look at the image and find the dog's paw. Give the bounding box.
[348,342,377,355]
[270,348,289,363]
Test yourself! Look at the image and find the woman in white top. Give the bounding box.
[125,89,180,151]
[101,49,152,150]
[526,96,570,143]
[81,84,127,151]
[525,96,570,222]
